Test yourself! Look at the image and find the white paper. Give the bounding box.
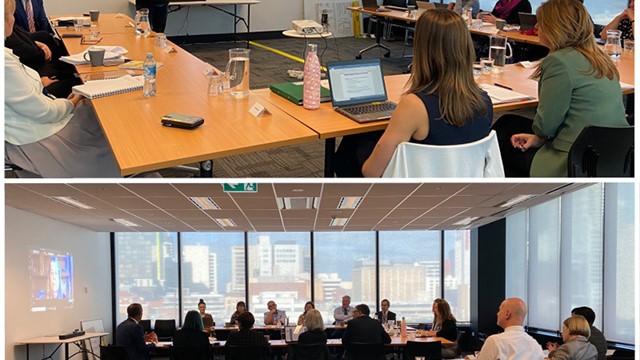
[60,46,128,65]
[479,83,532,104]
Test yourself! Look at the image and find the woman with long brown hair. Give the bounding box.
[426,299,459,358]
[496,0,628,177]
[337,9,492,177]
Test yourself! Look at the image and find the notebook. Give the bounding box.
[518,12,537,30]
[269,81,331,105]
[478,83,535,104]
[72,75,144,99]
[326,58,396,123]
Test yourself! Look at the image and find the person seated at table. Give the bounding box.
[333,295,355,324]
[225,312,270,350]
[601,0,634,41]
[264,300,287,325]
[340,9,491,178]
[493,0,628,177]
[545,315,598,360]
[342,304,392,346]
[172,310,210,360]
[298,301,315,325]
[198,299,215,332]
[230,301,246,326]
[299,309,327,344]
[570,307,607,360]
[116,303,158,360]
[375,299,396,324]
[426,298,459,358]
[448,0,480,18]
[479,0,532,25]
[4,0,120,178]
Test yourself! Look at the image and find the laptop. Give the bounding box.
[326,58,397,123]
[518,12,537,30]
[433,2,448,9]
[362,0,390,12]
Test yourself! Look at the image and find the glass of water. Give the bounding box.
[225,48,251,97]
[604,30,622,59]
[480,57,494,76]
[73,18,83,31]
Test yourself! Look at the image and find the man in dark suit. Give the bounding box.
[116,303,158,360]
[342,304,392,345]
[571,307,607,360]
[375,299,397,324]
[135,0,169,33]
[14,0,52,33]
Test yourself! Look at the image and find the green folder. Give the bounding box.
[269,81,332,106]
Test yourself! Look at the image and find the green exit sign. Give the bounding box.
[223,183,258,193]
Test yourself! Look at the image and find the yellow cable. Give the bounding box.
[249,41,327,72]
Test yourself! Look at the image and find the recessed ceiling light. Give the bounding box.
[49,196,95,210]
[214,218,237,227]
[276,197,319,210]
[329,218,349,226]
[499,194,536,208]
[292,189,304,192]
[337,196,363,209]
[188,197,221,210]
[111,218,140,227]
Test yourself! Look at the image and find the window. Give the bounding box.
[444,230,471,322]
[314,232,376,324]
[247,232,311,325]
[115,233,179,324]
[478,0,628,24]
[180,232,245,326]
[379,231,441,323]
[505,211,528,301]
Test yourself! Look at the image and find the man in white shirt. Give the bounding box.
[472,297,544,360]
[333,295,355,325]
[264,300,287,325]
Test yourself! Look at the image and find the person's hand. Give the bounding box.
[623,8,634,22]
[546,341,559,352]
[41,76,58,88]
[482,13,498,24]
[35,41,52,61]
[510,133,546,151]
[67,93,84,107]
[144,331,158,343]
[425,330,437,337]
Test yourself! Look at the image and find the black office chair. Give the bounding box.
[100,345,129,360]
[404,340,442,360]
[153,319,177,341]
[140,319,152,334]
[344,342,386,360]
[611,349,635,360]
[567,125,634,177]
[226,344,269,360]
[287,343,331,360]
[169,345,210,360]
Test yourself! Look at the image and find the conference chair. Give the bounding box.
[287,343,331,360]
[382,130,504,177]
[153,319,177,341]
[403,340,442,360]
[344,342,386,360]
[611,349,635,359]
[100,345,129,360]
[226,344,269,360]
[140,319,152,334]
[169,345,210,360]
[567,125,634,177]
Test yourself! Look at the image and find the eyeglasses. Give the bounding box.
[81,35,102,45]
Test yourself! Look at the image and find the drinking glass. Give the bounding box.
[89,24,100,40]
[604,30,622,59]
[624,39,634,52]
[473,62,482,79]
[74,18,83,31]
[226,48,251,97]
[208,75,222,97]
[480,57,494,75]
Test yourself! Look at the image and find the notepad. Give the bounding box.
[72,75,144,99]
[479,83,535,104]
[269,81,331,106]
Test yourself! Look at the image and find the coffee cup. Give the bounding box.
[83,47,105,66]
[89,10,100,22]
[495,19,506,30]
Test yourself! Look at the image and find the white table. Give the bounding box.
[16,332,109,360]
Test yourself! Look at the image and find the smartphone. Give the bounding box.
[61,33,83,38]
[161,113,205,129]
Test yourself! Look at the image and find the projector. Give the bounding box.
[292,19,324,35]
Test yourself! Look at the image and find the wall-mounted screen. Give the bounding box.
[29,248,74,312]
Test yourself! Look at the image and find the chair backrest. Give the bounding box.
[140,319,152,334]
[289,343,331,360]
[170,345,209,360]
[344,342,386,360]
[153,319,177,341]
[404,340,442,360]
[567,125,634,177]
[382,130,505,178]
[100,345,129,360]
[226,344,268,360]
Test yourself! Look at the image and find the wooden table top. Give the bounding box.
[17,332,109,345]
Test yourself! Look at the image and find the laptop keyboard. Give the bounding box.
[343,102,397,115]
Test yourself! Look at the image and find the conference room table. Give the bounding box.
[16,332,108,360]
[52,13,137,36]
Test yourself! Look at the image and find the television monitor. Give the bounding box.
[29,248,74,312]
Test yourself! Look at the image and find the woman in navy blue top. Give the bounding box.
[358,9,492,177]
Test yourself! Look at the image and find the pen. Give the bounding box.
[128,21,135,27]
[494,83,513,90]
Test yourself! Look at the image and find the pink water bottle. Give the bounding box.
[400,317,407,338]
[303,43,321,110]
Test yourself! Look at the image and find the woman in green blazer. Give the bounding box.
[496,0,628,177]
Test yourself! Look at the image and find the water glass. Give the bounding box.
[480,57,494,75]
[89,24,100,40]
[226,48,250,97]
[155,33,168,48]
[624,39,634,52]
[74,18,83,31]
[604,29,622,59]
[471,19,483,30]
[208,75,223,97]
[473,62,482,79]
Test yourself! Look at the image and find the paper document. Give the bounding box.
[620,82,634,90]
[60,46,128,65]
[479,83,535,104]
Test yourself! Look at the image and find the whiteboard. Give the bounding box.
[80,318,104,360]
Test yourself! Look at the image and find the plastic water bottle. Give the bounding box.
[143,52,156,97]
[303,43,321,110]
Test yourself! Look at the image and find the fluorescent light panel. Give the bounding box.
[499,194,536,208]
[276,197,319,210]
[111,218,140,227]
[329,218,349,226]
[49,196,95,210]
[214,218,237,227]
[188,197,221,210]
[337,196,363,209]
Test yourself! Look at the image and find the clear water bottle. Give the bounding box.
[143,52,156,97]
[303,43,321,110]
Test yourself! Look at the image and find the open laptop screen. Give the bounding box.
[327,59,389,107]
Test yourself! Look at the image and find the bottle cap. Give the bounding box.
[307,43,318,51]
[146,52,153,57]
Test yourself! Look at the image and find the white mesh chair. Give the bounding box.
[382,130,505,177]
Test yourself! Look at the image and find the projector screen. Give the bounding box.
[29,248,74,312]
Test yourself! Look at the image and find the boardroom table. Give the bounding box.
[52,13,137,36]
[16,332,108,360]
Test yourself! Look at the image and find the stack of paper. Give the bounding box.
[479,83,535,104]
[60,46,128,65]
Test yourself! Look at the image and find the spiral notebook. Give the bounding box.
[72,75,144,99]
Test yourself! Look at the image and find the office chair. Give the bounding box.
[153,319,177,341]
[567,125,634,177]
[404,340,442,360]
[382,130,504,177]
[100,345,129,360]
[140,319,152,334]
[169,345,210,360]
[344,342,386,360]
[226,344,269,360]
[611,349,635,360]
[288,343,331,360]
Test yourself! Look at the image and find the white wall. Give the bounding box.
[5,207,112,360]
[44,0,304,36]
